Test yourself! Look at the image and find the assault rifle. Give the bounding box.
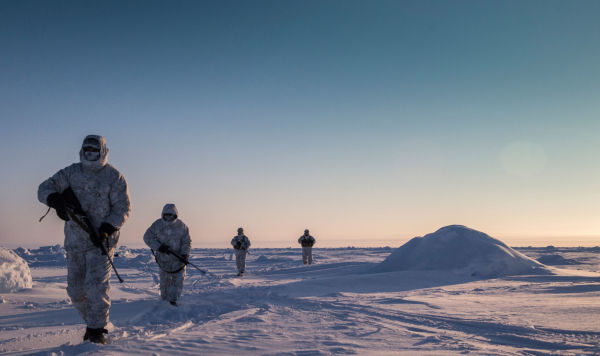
[154,243,207,275]
[61,188,124,283]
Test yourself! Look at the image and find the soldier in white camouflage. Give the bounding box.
[298,229,316,265]
[38,135,131,344]
[143,203,191,306]
[231,227,251,276]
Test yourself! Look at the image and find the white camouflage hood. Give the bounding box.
[79,135,108,171]
[162,204,178,219]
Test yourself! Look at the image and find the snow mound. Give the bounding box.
[0,247,33,292]
[255,255,294,264]
[255,255,273,263]
[373,225,547,277]
[537,254,580,265]
[114,252,154,269]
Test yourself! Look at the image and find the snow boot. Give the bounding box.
[88,328,108,344]
[170,301,177,307]
[83,327,91,341]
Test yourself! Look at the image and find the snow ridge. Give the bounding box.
[372,225,548,277]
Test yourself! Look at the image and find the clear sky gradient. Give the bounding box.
[1,0,599,248]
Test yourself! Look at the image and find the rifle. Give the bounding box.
[153,241,207,275]
[165,247,207,275]
[61,188,124,283]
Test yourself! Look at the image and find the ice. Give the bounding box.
[373,225,548,277]
[254,255,294,264]
[537,254,581,265]
[1,243,599,355]
[0,246,33,293]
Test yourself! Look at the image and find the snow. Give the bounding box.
[1,241,599,355]
[254,255,294,264]
[0,247,33,293]
[373,225,547,277]
[537,254,581,265]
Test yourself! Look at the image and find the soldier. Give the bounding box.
[298,229,316,265]
[230,227,251,276]
[38,135,131,344]
[143,203,191,307]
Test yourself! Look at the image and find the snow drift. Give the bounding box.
[255,255,294,264]
[0,247,33,292]
[537,254,580,265]
[13,244,66,267]
[373,225,548,277]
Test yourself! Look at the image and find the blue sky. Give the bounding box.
[1,0,599,248]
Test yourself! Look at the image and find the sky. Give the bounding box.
[0,0,599,248]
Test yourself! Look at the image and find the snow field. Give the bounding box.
[1,227,600,355]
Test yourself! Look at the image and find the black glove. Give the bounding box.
[234,242,241,250]
[91,232,107,249]
[181,254,189,265]
[158,244,170,253]
[99,222,117,236]
[47,193,69,221]
[92,223,115,250]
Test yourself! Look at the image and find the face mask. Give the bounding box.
[83,150,101,161]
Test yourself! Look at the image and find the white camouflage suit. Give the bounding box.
[298,233,316,264]
[37,135,131,329]
[143,204,191,303]
[231,234,251,274]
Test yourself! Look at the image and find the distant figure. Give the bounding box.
[38,135,131,344]
[298,229,316,264]
[143,204,191,307]
[231,227,251,276]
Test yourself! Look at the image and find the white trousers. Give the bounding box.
[235,249,247,273]
[302,246,313,264]
[66,247,113,328]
